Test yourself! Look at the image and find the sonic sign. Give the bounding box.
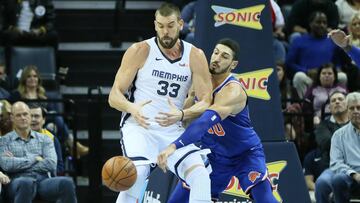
[223,161,286,202]
[233,68,273,100]
[212,5,265,30]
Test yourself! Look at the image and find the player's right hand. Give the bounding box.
[157,144,176,173]
[130,100,152,128]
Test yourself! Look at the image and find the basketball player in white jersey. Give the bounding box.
[108,3,212,203]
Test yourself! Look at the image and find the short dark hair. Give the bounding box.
[329,90,347,100]
[28,103,47,118]
[217,38,240,60]
[155,3,181,19]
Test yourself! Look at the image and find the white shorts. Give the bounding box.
[120,121,210,179]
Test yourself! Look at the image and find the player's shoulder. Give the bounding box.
[128,41,150,56]
[189,45,205,58]
[220,81,246,100]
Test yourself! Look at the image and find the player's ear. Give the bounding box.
[179,18,184,31]
[154,20,158,31]
[231,60,238,70]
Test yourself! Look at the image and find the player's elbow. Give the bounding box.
[108,91,116,108]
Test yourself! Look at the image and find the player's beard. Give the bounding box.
[210,62,232,75]
[157,32,179,49]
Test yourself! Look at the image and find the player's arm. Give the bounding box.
[108,42,151,127]
[182,47,212,120]
[158,83,245,171]
[172,83,245,148]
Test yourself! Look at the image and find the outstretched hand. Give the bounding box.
[155,98,183,127]
[130,100,152,128]
[328,29,350,49]
[157,144,177,173]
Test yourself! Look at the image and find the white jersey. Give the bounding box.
[120,37,193,130]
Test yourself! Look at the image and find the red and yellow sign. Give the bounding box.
[212,4,265,30]
[223,161,287,202]
[233,68,273,100]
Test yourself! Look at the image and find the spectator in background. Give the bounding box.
[180,1,196,44]
[314,91,349,203]
[0,100,12,136]
[29,104,64,175]
[0,102,77,203]
[0,1,4,46]
[303,148,326,203]
[315,91,348,170]
[270,0,287,62]
[0,64,10,99]
[315,92,360,203]
[285,0,339,43]
[9,65,89,159]
[329,29,360,66]
[2,0,58,47]
[339,14,360,92]
[329,92,360,202]
[303,63,347,126]
[276,61,303,141]
[336,0,360,29]
[286,12,346,98]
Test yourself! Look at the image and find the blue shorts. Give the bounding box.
[208,146,268,199]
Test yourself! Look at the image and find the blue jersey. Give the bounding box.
[201,74,262,160]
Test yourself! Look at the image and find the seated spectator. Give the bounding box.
[329,29,360,75]
[285,0,339,43]
[270,0,287,62]
[277,61,303,140]
[286,11,346,98]
[304,148,327,203]
[0,100,12,136]
[29,104,64,175]
[180,1,196,44]
[2,0,58,47]
[0,64,9,91]
[315,91,348,168]
[339,14,360,92]
[0,64,9,99]
[336,0,360,29]
[303,63,347,126]
[314,91,349,203]
[9,65,89,158]
[314,92,359,203]
[329,92,360,202]
[0,102,77,203]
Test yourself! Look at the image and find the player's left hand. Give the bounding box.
[155,98,183,127]
[157,144,177,173]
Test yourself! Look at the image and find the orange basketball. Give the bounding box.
[102,156,137,192]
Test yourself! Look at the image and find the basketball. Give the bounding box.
[102,156,137,192]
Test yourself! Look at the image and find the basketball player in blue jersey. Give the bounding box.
[157,38,279,203]
[108,2,213,203]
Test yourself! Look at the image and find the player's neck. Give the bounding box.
[212,73,231,88]
[158,40,182,60]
